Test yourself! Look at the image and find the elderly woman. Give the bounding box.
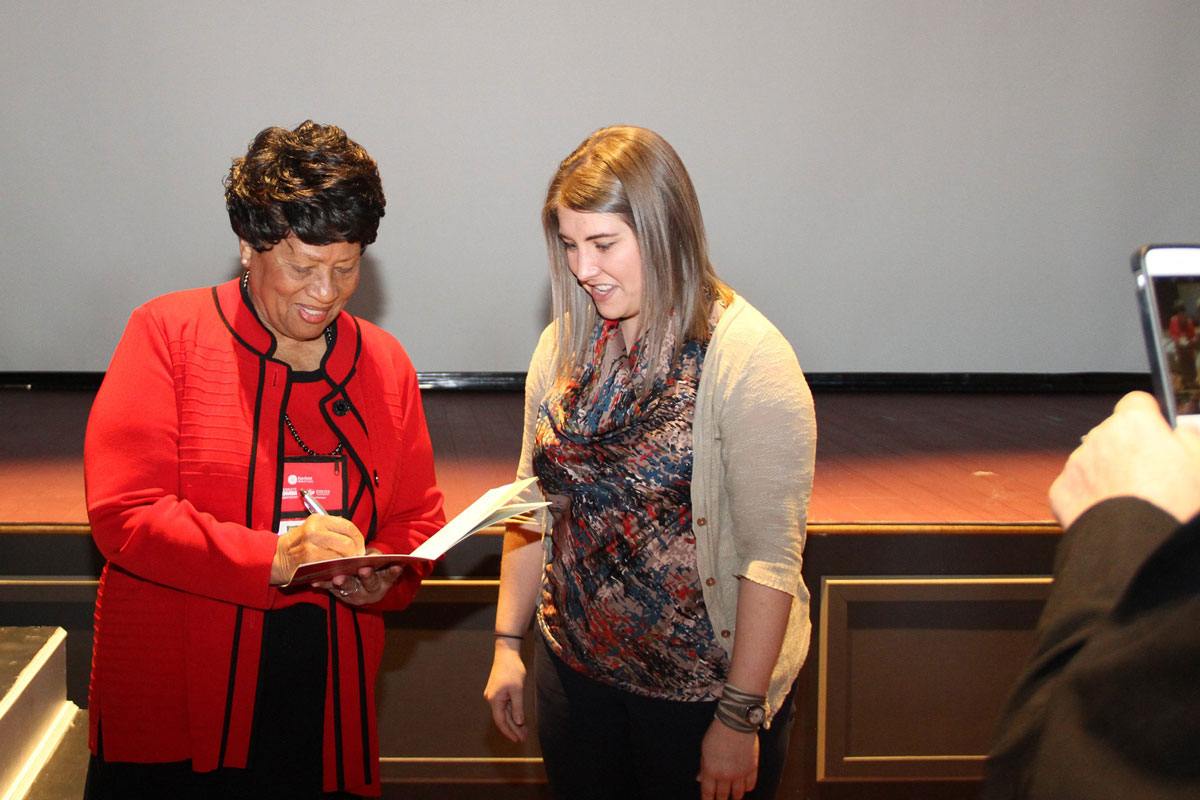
[83,121,444,798]
[484,126,816,800]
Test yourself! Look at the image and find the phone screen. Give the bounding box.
[1135,245,1200,430]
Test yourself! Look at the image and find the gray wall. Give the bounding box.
[3,1,1199,374]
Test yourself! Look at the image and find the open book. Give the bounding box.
[284,477,546,585]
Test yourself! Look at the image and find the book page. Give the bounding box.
[283,477,546,586]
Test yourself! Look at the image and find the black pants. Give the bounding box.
[535,636,797,800]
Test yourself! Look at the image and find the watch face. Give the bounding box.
[746,705,766,725]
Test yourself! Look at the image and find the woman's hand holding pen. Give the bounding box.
[269,512,365,585]
[285,489,404,604]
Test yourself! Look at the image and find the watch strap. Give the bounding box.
[715,684,768,733]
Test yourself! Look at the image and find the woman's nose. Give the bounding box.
[574,259,600,280]
[308,271,336,301]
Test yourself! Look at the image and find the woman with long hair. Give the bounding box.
[485,126,816,800]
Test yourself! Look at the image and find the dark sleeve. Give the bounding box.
[984,497,1200,799]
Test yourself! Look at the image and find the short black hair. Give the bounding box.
[224,120,385,252]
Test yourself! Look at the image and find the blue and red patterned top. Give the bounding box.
[534,318,730,700]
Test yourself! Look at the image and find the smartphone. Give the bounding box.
[1133,244,1200,429]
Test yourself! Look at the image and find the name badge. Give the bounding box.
[278,456,348,536]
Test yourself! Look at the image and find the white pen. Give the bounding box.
[299,489,328,516]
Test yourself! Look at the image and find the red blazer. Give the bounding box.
[84,278,445,795]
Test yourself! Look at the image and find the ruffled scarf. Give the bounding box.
[534,317,729,699]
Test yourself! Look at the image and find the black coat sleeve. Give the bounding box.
[984,497,1200,799]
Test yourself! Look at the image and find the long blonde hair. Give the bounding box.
[542,126,731,385]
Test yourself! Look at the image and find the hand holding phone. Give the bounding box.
[1133,245,1200,429]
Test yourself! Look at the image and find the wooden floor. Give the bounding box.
[0,388,1120,527]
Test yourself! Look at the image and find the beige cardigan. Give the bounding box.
[516,294,816,724]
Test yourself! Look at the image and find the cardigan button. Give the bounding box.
[720,629,731,638]
[705,577,716,587]
[696,517,707,526]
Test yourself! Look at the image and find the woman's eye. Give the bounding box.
[595,242,613,252]
[562,242,577,252]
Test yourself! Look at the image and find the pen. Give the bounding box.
[299,489,328,516]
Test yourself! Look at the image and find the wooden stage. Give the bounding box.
[0,388,1119,527]
[0,387,1124,799]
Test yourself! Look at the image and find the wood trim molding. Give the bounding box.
[817,576,1053,781]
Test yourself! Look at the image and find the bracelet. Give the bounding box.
[720,684,767,705]
[494,632,525,640]
[714,702,760,734]
[714,683,768,733]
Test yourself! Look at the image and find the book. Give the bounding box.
[284,477,546,585]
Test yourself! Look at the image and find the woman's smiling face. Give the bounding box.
[241,235,361,345]
[556,205,644,344]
